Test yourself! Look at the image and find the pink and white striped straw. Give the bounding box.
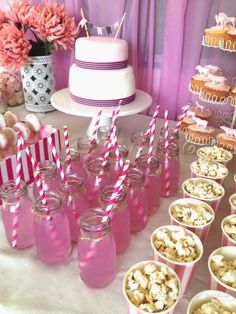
[91,108,102,144]
[101,160,130,222]
[173,104,190,134]
[63,125,71,161]
[164,109,170,196]
[145,105,160,137]
[11,132,23,247]
[111,125,123,168]
[164,109,169,150]
[147,120,157,164]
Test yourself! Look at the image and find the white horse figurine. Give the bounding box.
[186,110,196,118]
[195,65,209,75]
[226,16,236,28]
[195,102,205,112]
[215,12,228,27]
[205,65,221,73]
[209,74,227,85]
[193,117,208,128]
[220,126,236,137]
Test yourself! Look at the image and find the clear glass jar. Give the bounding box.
[58,174,89,243]
[97,126,111,155]
[77,208,116,288]
[109,144,129,183]
[33,191,71,264]
[125,167,148,233]
[59,148,85,179]
[0,180,34,248]
[100,185,130,254]
[77,136,98,168]
[159,126,179,144]
[157,141,180,197]
[129,131,150,164]
[32,161,58,199]
[137,154,162,215]
[85,157,111,207]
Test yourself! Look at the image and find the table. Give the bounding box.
[0,105,235,314]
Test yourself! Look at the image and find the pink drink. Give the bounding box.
[1,180,34,248]
[33,192,71,264]
[77,136,98,169]
[109,144,129,183]
[77,209,116,288]
[59,148,86,179]
[100,185,130,254]
[125,168,148,233]
[137,154,161,215]
[59,175,89,243]
[32,161,58,199]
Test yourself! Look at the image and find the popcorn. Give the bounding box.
[192,298,236,314]
[191,159,228,178]
[223,216,236,242]
[153,227,199,263]
[170,202,214,226]
[231,196,236,207]
[210,255,236,288]
[197,146,232,162]
[184,179,223,199]
[125,262,179,313]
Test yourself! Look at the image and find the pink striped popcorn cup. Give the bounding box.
[168,198,215,245]
[229,194,236,215]
[221,215,236,247]
[150,225,203,295]
[123,260,181,314]
[187,290,236,314]
[208,246,236,297]
[182,178,225,212]
[235,175,236,193]
[197,146,233,166]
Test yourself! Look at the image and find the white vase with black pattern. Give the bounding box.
[20,55,56,112]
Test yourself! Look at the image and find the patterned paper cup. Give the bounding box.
[168,198,215,245]
[235,175,236,193]
[150,225,203,294]
[221,214,236,246]
[190,159,228,185]
[123,260,181,314]
[196,146,233,166]
[187,290,236,314]
[182,178,225,212]
[229,194,236,215]
[208,246,236,297]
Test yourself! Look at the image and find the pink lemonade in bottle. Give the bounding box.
[77,208,116,288]
[85,157,111,207]
[59,148,86,179]
[137,154,161,215]
[0,180,34,248]
[109,144,129,183]
[128,131,150,164]
[100,185,130,254]
[125,168,148,233]
[77,136,98,168]
[59,174,89,243]
[33,192,71,264]
[32,161,58,199]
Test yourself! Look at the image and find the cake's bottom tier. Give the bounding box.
[69,64,135,106]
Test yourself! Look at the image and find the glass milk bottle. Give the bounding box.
[0,180,34,248]
[58,174,89,243]
[32,161,58,199]
[159,126,179,144]
[97,126,111,155]
[137,154,161,215]
[158,141,180,197]
[59,148,85,179]
[77,136,98,168]
[33,192,71,264]
[125,168,148,233]
[85,157,111,207]
[129,131,149,164]
[100,185,130,254]
[77,208,116,288]
[109,144,129,183]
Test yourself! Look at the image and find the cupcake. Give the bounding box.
[204,26,226,47]
[201,75,230,103]
[230,85,236,107]
[216,126,236,152]
[190,65,211,94]
[225,27,236,51]
[188,102,213,120]
[187,118,215,144]
[179,110,196,131]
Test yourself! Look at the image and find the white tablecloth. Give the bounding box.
[0,106,235,314]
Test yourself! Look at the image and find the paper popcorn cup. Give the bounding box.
[187,290,236,314]
[123,260,181,314]
[229,194,236,215]
[168,198,215,245]
[150,225,203,295]
[208,246,236,297]
[196,146,233,166]
[182,178,225,212]
[221,215,236,247]
[190,159,228,185]
[235,175,236,193]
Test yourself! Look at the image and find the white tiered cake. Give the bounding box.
[69,36,136,107]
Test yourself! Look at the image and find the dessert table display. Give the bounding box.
[0,106,236,314]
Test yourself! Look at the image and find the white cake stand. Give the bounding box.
[51,88,152,135]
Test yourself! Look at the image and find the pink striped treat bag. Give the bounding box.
[208,246,236,297]
[229,194,236,215]
[150,225,203,295]
[221,215,236,247]
[168,198,215,245]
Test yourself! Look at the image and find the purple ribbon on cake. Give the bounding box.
[75,59,128,70]
[71,93,135,107]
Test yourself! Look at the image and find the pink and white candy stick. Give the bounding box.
[101,160,130,222]
[91,108,102,144]
[63,125,71,162]
[173,104,190,134]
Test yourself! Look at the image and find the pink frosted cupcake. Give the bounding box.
[188,102,213,120]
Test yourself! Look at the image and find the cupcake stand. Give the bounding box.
[51,88,152,136]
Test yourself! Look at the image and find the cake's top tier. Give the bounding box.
[75,36,128,63]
